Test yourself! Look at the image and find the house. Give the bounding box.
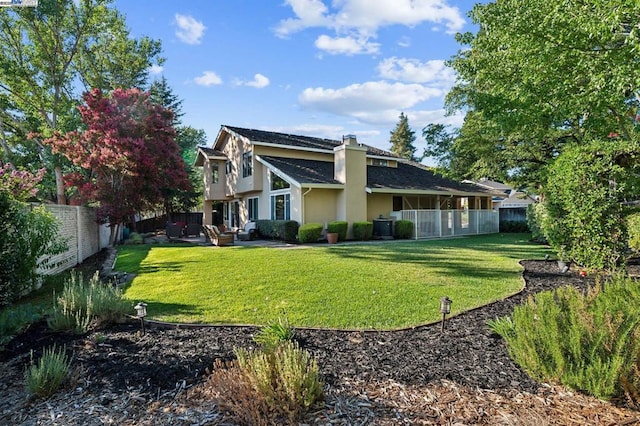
[195,126,498,239]
[463,178,537,223]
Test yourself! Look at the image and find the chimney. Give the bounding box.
[342,134,358,146]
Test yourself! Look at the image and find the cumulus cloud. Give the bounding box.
[315,34,380,55]
[236,73,271,89]
[194,71,222,86]
[175,14,206,45]
[299,81,443,116]
[377,57,456,86]
[148,64,164,75]
[276,0,465,55]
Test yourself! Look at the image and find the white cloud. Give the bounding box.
[276,0,465,55]
[148,64,164,75]
[299,81,443,117]
[315,34,380,55]
[194,71,222,86]
[175,14,206,45]
[377,57,456,86]
[243,73,271,89]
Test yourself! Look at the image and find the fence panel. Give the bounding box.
[401,209,499,239]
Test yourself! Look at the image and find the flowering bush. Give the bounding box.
[0,163,46,201]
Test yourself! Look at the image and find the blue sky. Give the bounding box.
[113,0,482,155]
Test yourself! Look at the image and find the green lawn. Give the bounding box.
[116,233,550,330]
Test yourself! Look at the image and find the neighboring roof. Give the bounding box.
[500,191,536,207]
[258,156,341,186]
[223,125,398,158]
[258,155,490,195]
[464,178,511,193]
[368,163,490,195]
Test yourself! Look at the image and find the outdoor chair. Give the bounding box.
[237,221,257,241]
[184,223,202,237]
[203,224,235,246]
[165,223,183,241]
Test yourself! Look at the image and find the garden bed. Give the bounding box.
[1,258,639,424]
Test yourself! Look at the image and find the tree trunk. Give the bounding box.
[55,166,66,205]
[108,223,120,247]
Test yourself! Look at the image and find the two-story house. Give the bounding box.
[195,126,497,239]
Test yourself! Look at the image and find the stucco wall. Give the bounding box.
[367,193,393,220]
[303,188,339,226]
[39,205,108,275]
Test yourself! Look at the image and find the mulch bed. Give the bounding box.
[1,251,639,425]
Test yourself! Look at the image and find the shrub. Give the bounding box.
[327,221,348,241]
[352,221,373,240]
[125,232,144,245]
[526,203,547,243]
[541,140,634,269]
[0,304,42,350]
[207,341,323,424]
[394,220,413,239]
[47,272,130,334]
[24,345,71,397]
[488,274,640,401]
[0,192,68,307]
[255,220,299,242]
[627,212,640,254]
[499,220,530,233]
[254,317,296,351]
[297,223,323,243]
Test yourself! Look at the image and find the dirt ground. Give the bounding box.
[1,250,639,425]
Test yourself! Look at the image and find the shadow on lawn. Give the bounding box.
[141,301,203,319]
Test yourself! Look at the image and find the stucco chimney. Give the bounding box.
[334,133,367,237]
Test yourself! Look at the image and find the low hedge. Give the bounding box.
[298,223,323,243]
[394,220,413,239]
[255,220,299,242]
[327,221,348,241]
[500,220,530,233]
[353,221,373,240]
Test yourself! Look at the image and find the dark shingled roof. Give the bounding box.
[260,155,490,194]
[198,146,226,157]
[368,163,489,193]
[224,126,397,158]
[259,156,341,185]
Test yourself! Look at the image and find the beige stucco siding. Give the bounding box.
[303,188,339,226]
[253,145,333,162]
[367,193,393,220]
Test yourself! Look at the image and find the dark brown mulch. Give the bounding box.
[1,255,638,425]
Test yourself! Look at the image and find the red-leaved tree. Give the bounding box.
[45,88,190,245]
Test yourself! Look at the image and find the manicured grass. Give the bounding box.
[117,233,551,330]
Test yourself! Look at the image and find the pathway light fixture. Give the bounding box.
[134,302,147,335]
[440,296,452,333]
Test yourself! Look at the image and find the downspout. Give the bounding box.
[302,188,313,225]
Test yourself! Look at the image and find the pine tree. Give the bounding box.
[389,112,417,161]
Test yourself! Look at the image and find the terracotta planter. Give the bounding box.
[326,232,339,244]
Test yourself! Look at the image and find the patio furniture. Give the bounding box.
[184,223,202,237]
[237,222,257,241]
[203,224,235,246]
[166,224,183,241]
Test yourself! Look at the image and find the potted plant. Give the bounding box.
[326,232,339,244]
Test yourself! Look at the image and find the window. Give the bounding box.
[270,194,290,220]
[242,152,253,178]
[211,163,219,183]
[372,159,389,167]
[270,172,290,190]
[225,161,232,175]
[248,197,259,221]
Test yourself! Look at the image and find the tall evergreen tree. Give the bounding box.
[149,76,183,126]
[389,112,417,161]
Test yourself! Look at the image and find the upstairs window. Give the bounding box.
[211,163,219,183]
[225,161,233,175]
[242,152,253,178]
[270,172,290,190]
[372,159,389,167]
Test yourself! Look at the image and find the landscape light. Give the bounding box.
[440,296,452,332]
[134,302,147,335]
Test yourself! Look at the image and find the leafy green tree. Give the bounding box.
[0,0,162,203]
[446,0,640,189]
[389,112,417,161]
